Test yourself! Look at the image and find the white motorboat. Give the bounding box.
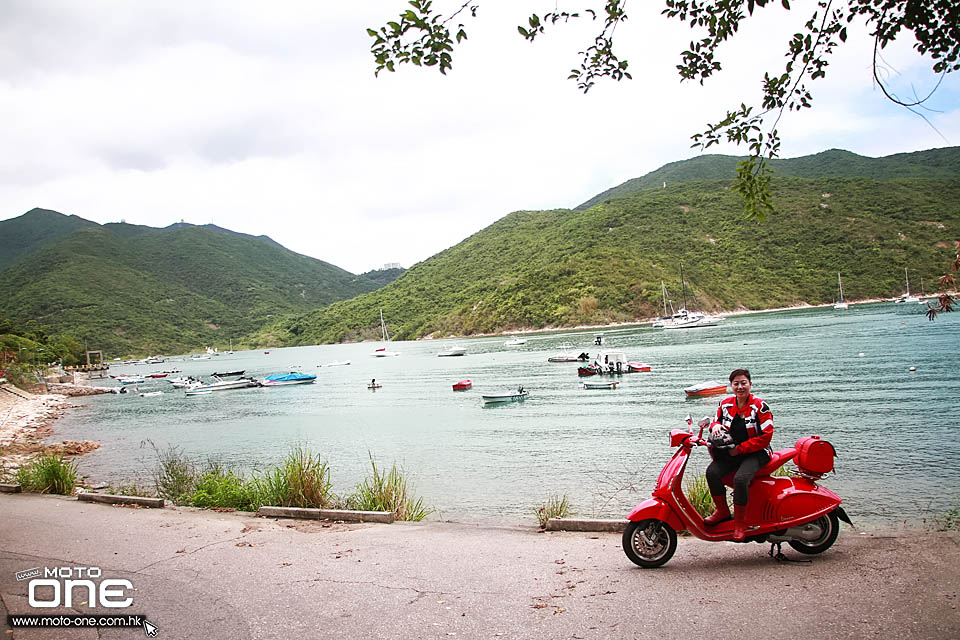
[184,376,258,394]
[482,387,529,404]
[504,337,527,346]
[582,380,618,390]
[437,345,467,357]
[547,343,589,363]
[324,360,351,367]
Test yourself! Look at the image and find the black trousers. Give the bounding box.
[705,449,770,506]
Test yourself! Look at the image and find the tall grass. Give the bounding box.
[534,493,572,528]
[684,473,715,518]
[16,453,78,495]
[347,458,432,521]
[151,443,199,505]
[254,446,333,509]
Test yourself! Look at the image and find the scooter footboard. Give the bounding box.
[626,498,684,531]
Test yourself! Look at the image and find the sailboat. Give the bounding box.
[652,281,675,328]
[833,272,849,310]
[894,268,920,303]
[371,309,400,357]
[663,264,719,329]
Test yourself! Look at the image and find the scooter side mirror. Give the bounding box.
[670,429,693,447]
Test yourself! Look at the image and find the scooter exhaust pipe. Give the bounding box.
[766,521,824,543]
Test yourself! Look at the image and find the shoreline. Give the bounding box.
[0,384,102,477]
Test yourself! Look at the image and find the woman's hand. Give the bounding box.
[710,425,722,438]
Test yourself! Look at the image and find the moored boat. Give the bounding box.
[184,376,258,394]
[582,380,618,390]
[482,387,528,404]
[210,370,244,377]
[548,343,589,363]
[683,380,728,397]
[437,346,467,357]
[628,362,652,372]
[261,372,317,386]
[504,337,527,346]
[578,364,602,376]
[452,379,472,391]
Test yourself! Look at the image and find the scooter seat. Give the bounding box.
[721,447,797,486]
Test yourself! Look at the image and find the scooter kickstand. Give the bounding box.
[769,542,812,564]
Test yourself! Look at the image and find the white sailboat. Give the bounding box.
[834,272,849,310]
[652,281,674,328]
[662,264,719,329]
[894,267,920,303]
[372,309,400,357]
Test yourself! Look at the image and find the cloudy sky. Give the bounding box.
[1,1,957,274]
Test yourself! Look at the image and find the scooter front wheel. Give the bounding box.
[622,519,677,568]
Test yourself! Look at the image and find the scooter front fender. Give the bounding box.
[626,497,685,531]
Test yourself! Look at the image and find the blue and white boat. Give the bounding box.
[261,372,317,386]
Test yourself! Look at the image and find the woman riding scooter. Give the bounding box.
[703,369,774,540]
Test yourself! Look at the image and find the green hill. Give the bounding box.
[0,210,381,355]
[257,169,960,346]
[577,147,960,210]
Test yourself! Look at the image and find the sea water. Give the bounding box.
[52,303,960,525]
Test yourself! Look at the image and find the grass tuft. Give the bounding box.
[347,457,432,521]
[16,453,78,495]
[534,493,572,529]
[684,473,715,518]
[254,446,333,509]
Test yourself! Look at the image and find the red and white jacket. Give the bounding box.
[711,394,774,455]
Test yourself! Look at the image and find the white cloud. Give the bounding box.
[0,1,956,273]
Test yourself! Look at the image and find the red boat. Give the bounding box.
[578,364,601,376]
[147,373,168,378]
[683,380,728,397]
[628,362,651,372]
[452,379,472,391]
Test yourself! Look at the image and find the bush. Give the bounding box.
[348,458,432,521]
[16,453,78,495]
[190,468,260,511]
[151,443,198,505]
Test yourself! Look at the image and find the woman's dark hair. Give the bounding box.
[729,368,751,383]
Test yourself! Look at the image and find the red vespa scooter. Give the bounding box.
[622,416,852,568]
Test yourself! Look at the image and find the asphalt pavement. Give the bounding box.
[1,493,958,639]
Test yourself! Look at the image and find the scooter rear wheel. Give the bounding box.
[787,510,840,555]
[622,519,677,568]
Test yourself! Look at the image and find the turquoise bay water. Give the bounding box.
[53,303,960,525]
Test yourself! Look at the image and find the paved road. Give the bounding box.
[1,493,958,639]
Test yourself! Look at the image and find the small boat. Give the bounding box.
[324,360,351,367]
[683,380,728,397]
[368,383,382,389]
[119,377,146,385]
[582,381,618,390]
[660,265,720,329]
[185,376,258,394]
[628,362,652,372]
[261,372,317,386]
[548,343,589,363]
[190,355,212,360]
[437,346,467,357]
[504,337,527,346]
[894,267,921,303]
[578,364,602,376]
[146,373,168,379]
[452,379,472,391]
[185,389,213,396]
[138,391,164,398]
[482,387,528,404]
[211,370,245,377]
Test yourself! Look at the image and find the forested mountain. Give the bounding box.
[577,147,960,210]
[0,210,380,355]
[254,148,960,346]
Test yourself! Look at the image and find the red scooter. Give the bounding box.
[622,416,852,568]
